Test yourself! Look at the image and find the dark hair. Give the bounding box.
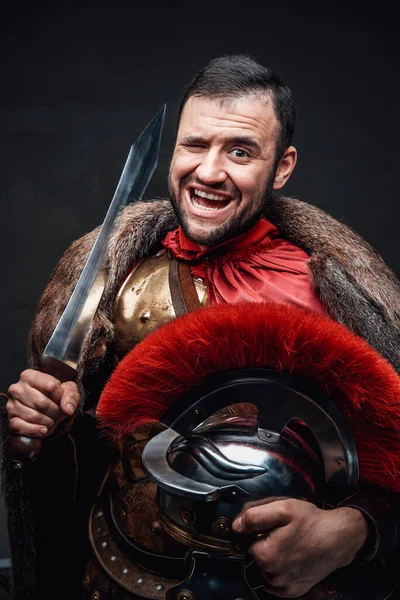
[178,54,296,162]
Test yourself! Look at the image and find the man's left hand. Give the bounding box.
[232,499,369,598]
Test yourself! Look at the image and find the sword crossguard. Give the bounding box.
[39,355,78,383]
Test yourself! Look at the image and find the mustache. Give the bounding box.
[179,174,241,198]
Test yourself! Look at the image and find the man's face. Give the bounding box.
[168,94,283,247]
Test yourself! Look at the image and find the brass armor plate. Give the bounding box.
[89,505,180,599]
[88,423,183,598]
[113,249,208,361]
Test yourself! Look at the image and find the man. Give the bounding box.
[4,55,400,599]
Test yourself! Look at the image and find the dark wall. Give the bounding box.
[1,0,399,557]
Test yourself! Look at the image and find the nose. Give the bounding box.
[196,150,227,185]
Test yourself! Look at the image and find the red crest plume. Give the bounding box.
[97,302,400,491]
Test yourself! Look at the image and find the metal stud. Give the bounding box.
[180,506,196,525]
[92,592,100,600]
[101,541,107,548]
[96,511,103,518]
[326,583,339,597]
[212,516,231,534]
[337,458,343,465]
[110,555,116,561]
[156,585,162,591]
[123,568,129,574]
[140,310,151,323]
[137,578,143,584]
[177,590,194,600]
[151,520,162,535]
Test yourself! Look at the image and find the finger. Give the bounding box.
[262,582,307,598]
[7,400,55,429]
[59,381,80,416]
[18,370,64,404]
[9,385,63,420]
[9,417,49,438]
[247,535,280,575]
[260,571,289,589]
[233,501,291,534]
[261,583,292,598]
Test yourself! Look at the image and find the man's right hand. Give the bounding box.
[6,369,80,438]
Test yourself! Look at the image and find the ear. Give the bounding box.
[273,146,297,190]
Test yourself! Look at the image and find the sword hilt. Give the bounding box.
[10,357,77,463]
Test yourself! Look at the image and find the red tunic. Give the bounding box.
[162,217,326,315]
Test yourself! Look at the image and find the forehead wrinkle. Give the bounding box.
[188,92,276,129]
[201,90,274,116]
[181,120,276,154]
[179,96,279,152]
[197,111,270,132]
[180,117,268,146]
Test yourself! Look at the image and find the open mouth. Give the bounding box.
[190,187,232,211]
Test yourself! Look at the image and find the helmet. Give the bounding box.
[138,367,358,599]
[94,302,400,599]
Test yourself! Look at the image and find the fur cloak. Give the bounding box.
[3,195,400,600]
[27,195,400,383]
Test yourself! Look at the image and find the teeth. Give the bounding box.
[193,188,227,202]
[192,196,220,211]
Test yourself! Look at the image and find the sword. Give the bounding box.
[11,105,166,461]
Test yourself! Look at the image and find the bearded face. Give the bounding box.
[167,95,288,248]
[168,171,275,247]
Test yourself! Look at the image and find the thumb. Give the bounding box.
[59,381,80,416]
[233,502,291,534]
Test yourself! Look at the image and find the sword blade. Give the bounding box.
[43,105,166,370]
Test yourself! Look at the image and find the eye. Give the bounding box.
[230,148,250,159]
[182,143,205,152]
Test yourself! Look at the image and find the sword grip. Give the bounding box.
[9,357,77,463]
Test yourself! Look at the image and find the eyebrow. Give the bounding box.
[229,136,261,152]
[180,135,262,153]
[180,135,208,144]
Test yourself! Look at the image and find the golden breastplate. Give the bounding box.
[113,248,209,361]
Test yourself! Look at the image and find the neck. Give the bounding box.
[197,243,209,251]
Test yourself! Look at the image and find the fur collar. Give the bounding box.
[28,196,400,395]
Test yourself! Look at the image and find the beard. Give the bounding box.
[167,170,276,247]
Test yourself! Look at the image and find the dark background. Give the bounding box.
[0,0,399,561]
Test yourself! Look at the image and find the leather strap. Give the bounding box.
[168,257,202,317]
[179,261,203,313]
